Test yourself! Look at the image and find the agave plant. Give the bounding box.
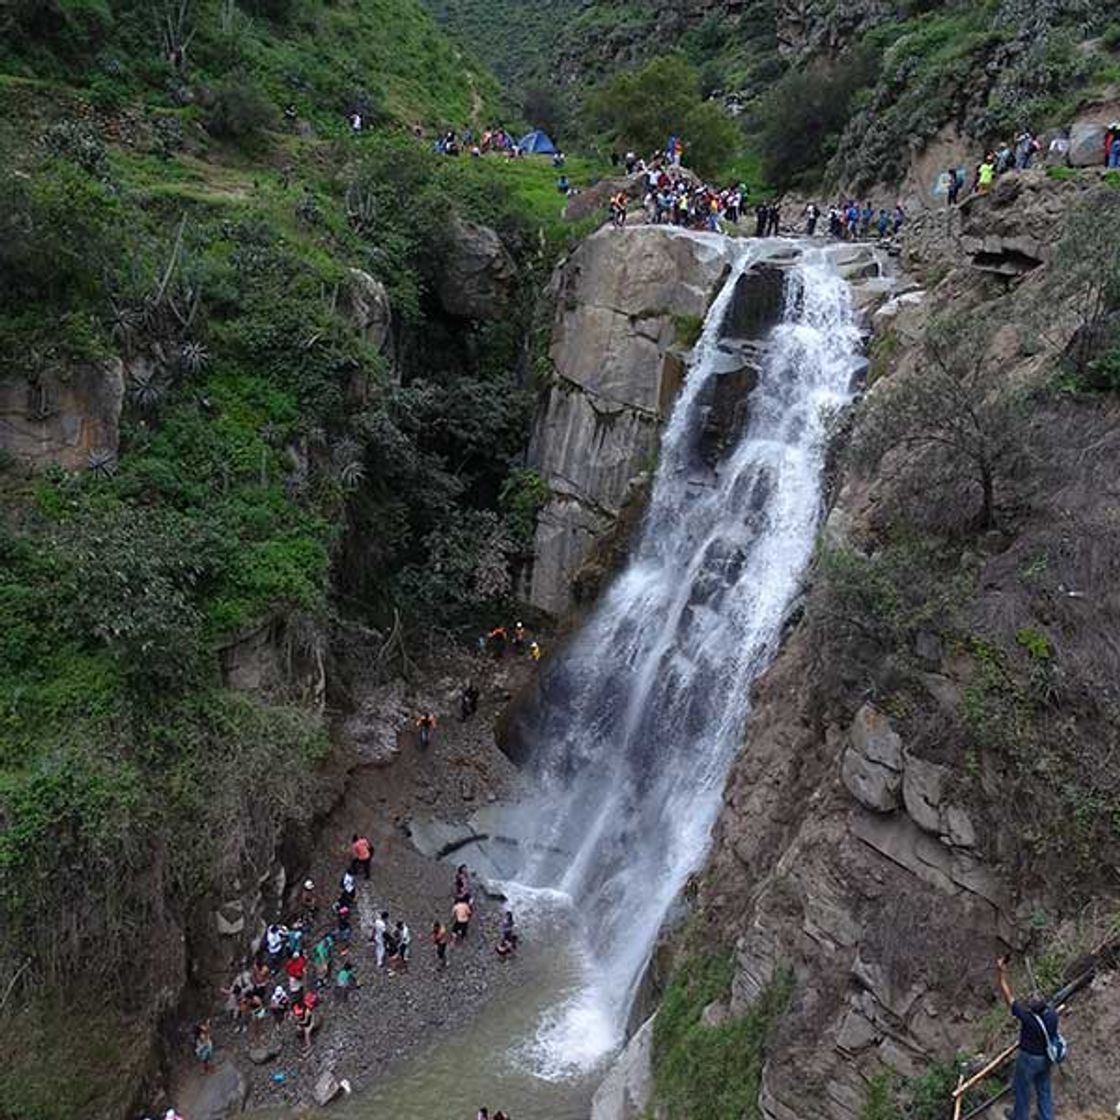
[87,448,118,479]
[128,368,164,412]
[338,458,366,491]
[179,339,209,375]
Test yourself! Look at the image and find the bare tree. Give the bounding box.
[849,315,1028,531]
[1047,188,1120,377]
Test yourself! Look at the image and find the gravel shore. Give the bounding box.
[178,648,539,1113]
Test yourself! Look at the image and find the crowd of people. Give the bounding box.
[175,830,520,1101]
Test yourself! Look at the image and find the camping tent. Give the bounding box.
[519,129,558,155]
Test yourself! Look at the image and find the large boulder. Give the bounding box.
[0,360,124,471]
[1067,122,1108,167]
[436,219,516,320]
[345,268,394,366]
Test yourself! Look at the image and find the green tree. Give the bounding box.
[756,47,879,189]
[586,54,741,179]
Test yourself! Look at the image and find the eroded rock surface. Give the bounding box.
[0,360,124,470]
[526,226,736,614]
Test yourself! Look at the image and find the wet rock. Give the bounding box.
[178,1059,247,1120]
[721,263,788,341]
[591,1013,656,1120]
[526,225,734,614]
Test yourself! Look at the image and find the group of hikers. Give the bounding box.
[481,619,541,663]
[812,199,906,240]
[184,835,518,1086]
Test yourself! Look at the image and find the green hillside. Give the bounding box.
[0,4,606,1116]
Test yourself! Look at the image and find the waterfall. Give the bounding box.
[502,239,865,1077]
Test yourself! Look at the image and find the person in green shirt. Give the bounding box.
[312,934,333,986]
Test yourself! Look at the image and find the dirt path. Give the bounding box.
[171,647,540,1112]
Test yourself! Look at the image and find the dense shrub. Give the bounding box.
[205,77,278,141]
[755,45,880,189]
[585,54,742,179]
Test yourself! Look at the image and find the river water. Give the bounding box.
[269,235,864,1118]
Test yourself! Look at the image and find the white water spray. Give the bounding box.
[506,237,864,1077]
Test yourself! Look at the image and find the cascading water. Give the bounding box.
[497,237,866,1080]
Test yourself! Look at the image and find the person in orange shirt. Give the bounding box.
[350,833,372,879]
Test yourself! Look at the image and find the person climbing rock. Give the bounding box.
[416,712,436,749]
[431,921,450,969]
[978,154,995,192]
[947,167,962,206]
[996,956,1063,1120]
[351,833,373,879]
[298,878,317,922]
[460,681,480,720]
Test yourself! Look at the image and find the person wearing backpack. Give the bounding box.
[996,956,1066,1120]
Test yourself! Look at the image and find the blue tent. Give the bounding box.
[519,129,558,155]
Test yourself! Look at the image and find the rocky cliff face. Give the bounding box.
[674,174,1120,1120]
[526,226,734,615]
[0,360,124,470]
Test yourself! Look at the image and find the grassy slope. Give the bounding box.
[0,5,609,1117]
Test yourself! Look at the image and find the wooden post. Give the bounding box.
[953,1044,1018,1099]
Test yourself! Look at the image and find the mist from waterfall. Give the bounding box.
[503,238,865,1078]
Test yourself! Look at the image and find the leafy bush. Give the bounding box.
[755,45,880,189]
[205,77,278,141]
[1101,22,1120,51]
